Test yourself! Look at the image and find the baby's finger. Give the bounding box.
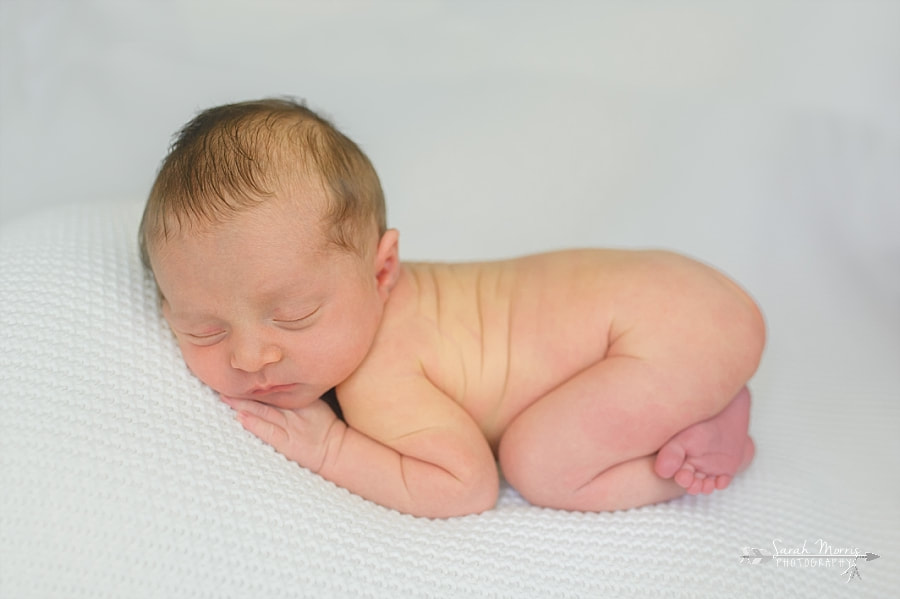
[221,396,291,447]
[236,409,290,449]
[222,396,284,424]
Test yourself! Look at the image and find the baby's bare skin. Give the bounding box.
[336,250,764,512]
[144,98,766,517]
[153,198,764,517]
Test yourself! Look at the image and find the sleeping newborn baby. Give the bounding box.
[140,98,765,518]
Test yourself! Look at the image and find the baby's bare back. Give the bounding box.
[345,249,760,448]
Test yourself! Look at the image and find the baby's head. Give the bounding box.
[140,97,386,266]
[140,98,400,408]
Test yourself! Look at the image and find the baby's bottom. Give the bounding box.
[496,358,755,511]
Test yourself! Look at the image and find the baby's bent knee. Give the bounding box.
[498,434,582,509]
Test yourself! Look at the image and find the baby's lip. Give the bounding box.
[247,383,298,396]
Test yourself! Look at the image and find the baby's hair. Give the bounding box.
[139,97,386,269]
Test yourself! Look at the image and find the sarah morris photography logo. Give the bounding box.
[740,538,881,583]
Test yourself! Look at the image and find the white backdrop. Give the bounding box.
[1,1,896,261]
[2,2,899,594]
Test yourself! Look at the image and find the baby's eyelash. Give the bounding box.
[273,308,319,324]
[185,330,226,340]
[274,308,319,324]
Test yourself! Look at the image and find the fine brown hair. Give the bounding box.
[139,97,386,269]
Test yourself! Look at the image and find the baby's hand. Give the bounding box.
[221,396,344,474]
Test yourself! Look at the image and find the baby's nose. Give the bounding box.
[229,335,283,373]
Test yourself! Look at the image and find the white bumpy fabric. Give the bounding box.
[1,202,897,598]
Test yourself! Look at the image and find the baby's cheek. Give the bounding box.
[179,345,227,390]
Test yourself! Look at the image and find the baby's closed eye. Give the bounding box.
[272,307,320,330]
[180,329,227,345]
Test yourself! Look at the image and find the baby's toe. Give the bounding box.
[674,468,695,489]
[715,475,732,490]
[686,476,706,495]
[701,477,716,494]
[654,443,686,479]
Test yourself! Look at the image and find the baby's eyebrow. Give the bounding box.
[165,309,217,323]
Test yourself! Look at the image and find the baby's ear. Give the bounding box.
[374,229,400,299]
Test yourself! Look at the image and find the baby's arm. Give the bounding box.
[225,376,498,518]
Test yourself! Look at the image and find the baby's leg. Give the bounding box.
[654,386,755,494]
[497,356,752,511]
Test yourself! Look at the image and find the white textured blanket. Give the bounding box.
[1,202,897,598]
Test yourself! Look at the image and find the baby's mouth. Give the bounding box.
[247,383,298,397]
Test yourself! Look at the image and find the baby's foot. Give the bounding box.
[653,386,755,495]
